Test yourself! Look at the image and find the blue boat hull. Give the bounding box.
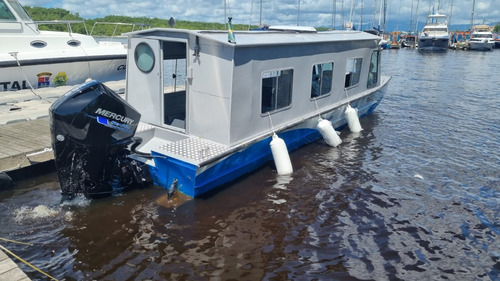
[146,84,384,197]
[148,87,387,197]
[418,37,450,52]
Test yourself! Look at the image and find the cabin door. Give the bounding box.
[127,38,163,126]
[161,40,188,131]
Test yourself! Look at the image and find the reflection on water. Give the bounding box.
[1,49,500,280]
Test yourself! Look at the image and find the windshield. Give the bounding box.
[0,0,16,21]
[7,0,32,21]
[474,34,493,38]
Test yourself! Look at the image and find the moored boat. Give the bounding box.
[418,13,450,52]
[468,25,495,51]
[390,31,401,49]
[49,25,390,198]
[0,0,127,92]
[494,33,500,48]
[401,34,418,48]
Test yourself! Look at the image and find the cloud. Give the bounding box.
[19,0,499,29]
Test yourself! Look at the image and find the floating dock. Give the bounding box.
[0,249,31,281]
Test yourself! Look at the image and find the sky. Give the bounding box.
[19,0,500,31]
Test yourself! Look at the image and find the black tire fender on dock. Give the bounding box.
[0,171,13,189]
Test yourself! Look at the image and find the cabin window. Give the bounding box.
[345,58,362,88]
[311,62,333,98]
[367,51,380,88]
[134,42,155,74]
[261,69,293,114]
[0,1,15,20]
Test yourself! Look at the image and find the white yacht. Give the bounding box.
[418,13,450,52]
[0,0,127,92]
[468,25,495,51]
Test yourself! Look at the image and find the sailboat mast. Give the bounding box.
[449,0,454,30]
[360,0,364,31]
[409,0,414,33]
[470,0,476,30]
[341,0,345,29]
[383,0,387,32]
[349,0,354,26]
[378,0,382,30]
[413,0,420,34]
[332,0,337,29]
[297,0,301,26]
[260,0,263,27]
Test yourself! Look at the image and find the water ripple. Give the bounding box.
[0,49,499,280]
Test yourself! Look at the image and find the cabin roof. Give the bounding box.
[126,28,381,47]
[472,25,491,32]
[427,13,447,18]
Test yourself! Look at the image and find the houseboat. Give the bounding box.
[49,26,390,198]
[0,0,126,92]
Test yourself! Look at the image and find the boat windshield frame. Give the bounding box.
[5,0,32,22]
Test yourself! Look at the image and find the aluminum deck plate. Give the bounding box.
[159,137,230,162]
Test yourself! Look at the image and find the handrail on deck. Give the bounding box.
[34,20,89,35]
[90,22,152,37]
[32,20,151,37]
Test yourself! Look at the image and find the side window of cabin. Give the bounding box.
[345,58,362,88]
[367,51,380,88]
[0,2,16,20]
[261,69,293,114]
[311,62,333,98]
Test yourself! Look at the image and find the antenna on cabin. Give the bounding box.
[168,17,176,28]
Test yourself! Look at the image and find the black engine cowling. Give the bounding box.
[49,80,148,198]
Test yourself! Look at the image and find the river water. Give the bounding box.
[1,48,499,280]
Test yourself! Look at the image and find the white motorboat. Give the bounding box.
[468,25,495,51]
[0,0,127,92]
[50,24,390,198]
[418,13,450,52]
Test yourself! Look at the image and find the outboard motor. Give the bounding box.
[49,80,149,198]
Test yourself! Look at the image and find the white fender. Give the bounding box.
[270,133,293,175]
[317,118,342,147]
[345,104,363,133]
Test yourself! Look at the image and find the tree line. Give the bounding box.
[24,6,258,35]
[24,6,500,34]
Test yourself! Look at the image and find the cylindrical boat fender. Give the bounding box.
[345,104,363,133]
[270,133,293,175]
[317,118,342,147]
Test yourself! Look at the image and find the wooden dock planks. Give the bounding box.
[0,249,31,281]
[0,118,53,172]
